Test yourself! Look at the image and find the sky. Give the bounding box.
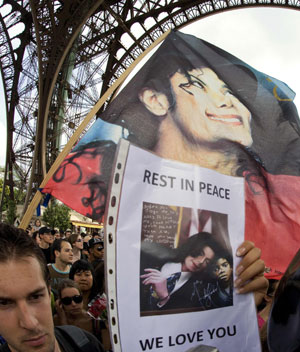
[0,7,300,167]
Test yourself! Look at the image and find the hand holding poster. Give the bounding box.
[105,139,261,352]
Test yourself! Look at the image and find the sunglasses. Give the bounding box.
[96,246,104,251]
[61,295,83,305]
[76,239,83,242]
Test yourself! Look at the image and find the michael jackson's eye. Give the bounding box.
[190,79,204,89]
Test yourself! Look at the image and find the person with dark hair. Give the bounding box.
[51,228,61,240]
[48,239,74,298]
[38,226,54,264]
[0,223,104,352]
[59,229,65,239]
[212,253,233,304]
[88,238,104,269]
[69,259,108,346]
[140,232,264,312]
[191,250,234,310]
[32,230,41,246]
[140,233,222,311]
[69,260,99,310]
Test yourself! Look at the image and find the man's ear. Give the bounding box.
[139,89,169,116]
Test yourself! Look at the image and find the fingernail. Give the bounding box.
[236,265,244,276]
[236,247,245,256]
[234,279,241,288]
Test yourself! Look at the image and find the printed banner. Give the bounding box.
[42,30,300,279]
[106,140,260,352]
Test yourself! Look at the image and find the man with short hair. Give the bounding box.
[65,229,72,238]
[39,226,54,263]
[88,238,104,269]
[0,223,104,352]
[48,239,73,298]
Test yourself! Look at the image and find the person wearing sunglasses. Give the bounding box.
[88,238,104,269]
[68,261,111,350]
[68,233,87,263]
[54,279,103,341]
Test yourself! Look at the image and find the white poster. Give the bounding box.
[106,140,260,352]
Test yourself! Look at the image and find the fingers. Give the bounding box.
[234,258,265,290]
[142,276,165,285]
[140,268,166,285]
[144,268,160,273]
[235,274,268,295]
[236,240,256,257]
[140,268,161,278]
[235,243,262,278]
[235,241,268,296]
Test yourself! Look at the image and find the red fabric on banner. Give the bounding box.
[43,148,106,222]
[245,170,300,280]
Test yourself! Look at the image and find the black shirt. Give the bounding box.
[40,246,52,264]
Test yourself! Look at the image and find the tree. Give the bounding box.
[0,179,10,211]
[6,200,17,225]
[42,203,71,230]
[0,178,26,212]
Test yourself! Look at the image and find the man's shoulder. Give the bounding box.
[55,325,104,352]
[48,263,70,276]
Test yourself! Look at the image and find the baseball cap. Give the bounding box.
[39,226,52,235]
[88,238,104,249]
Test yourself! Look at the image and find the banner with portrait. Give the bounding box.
[105,139,260,352]
[42,30,300,279]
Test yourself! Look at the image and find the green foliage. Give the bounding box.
[0,178,26,211]
[0,179,10,211]
[42,203,71,231]
[6,199,16,225]
[14,187,26,204]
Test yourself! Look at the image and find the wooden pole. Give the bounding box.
[19,30,170,229]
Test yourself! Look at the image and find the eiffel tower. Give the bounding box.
[0,0,298,215]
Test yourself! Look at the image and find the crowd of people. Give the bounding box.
[0,220,298,351]
[0,220,110,352]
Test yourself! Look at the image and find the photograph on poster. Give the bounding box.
[140,202,233,316]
